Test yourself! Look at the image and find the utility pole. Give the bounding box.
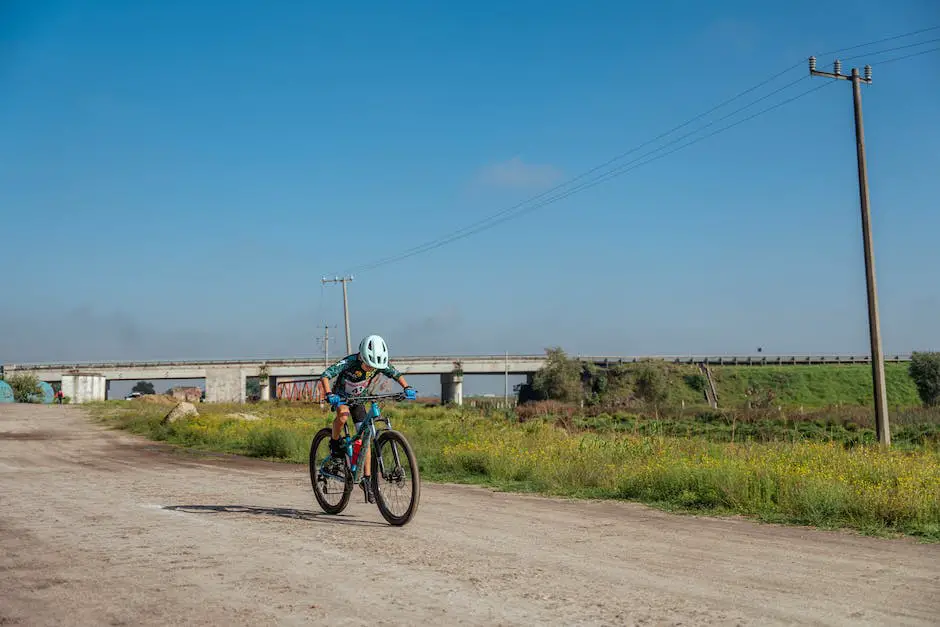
[316,325,335,369]
[809,56,890,447]
[321,276,354,354]
[504,351,509,405]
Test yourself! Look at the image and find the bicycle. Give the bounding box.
[308,390,421,526]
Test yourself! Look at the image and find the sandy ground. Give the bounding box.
[1,404,938,626]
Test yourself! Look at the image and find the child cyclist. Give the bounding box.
[316,334,416,503]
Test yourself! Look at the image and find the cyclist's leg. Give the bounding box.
[331,405,350,440]
[349,405,370,477]
[330,405,350,458]
[349,405,375,502]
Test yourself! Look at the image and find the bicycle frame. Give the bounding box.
[321,392,408,485]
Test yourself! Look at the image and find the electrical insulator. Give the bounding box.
[833,60,842,75]
[809,56,817,72]
[865,65,872,81]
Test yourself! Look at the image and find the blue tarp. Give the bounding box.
[0,381,13,403]
[37,381,55,404]
[28,381,55,404]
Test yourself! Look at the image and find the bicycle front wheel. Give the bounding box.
[371,430,420,526]
[309,427,353,515]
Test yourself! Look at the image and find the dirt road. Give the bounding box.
[1,404,937,626]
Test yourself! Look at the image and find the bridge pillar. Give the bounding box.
[61,372,107,403]
[441,373,463,405]
[206,367,247,403]
[260,376,277,401]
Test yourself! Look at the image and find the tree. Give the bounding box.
[132,381,155,395]
[246,378,261,400]
[909,351,940,407]
[634,361,669,414]
[530,347,582,403]
[8,373,43,403]
[600,364,634,406]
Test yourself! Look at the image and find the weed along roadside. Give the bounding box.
[86,395,940,542]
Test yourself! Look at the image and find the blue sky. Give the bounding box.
[2,1,939,395]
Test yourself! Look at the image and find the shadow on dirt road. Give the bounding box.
[163,504,388,528]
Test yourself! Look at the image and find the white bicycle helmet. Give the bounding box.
[359,334,389,369]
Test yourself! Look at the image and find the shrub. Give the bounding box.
[634,361,669,406]
[7,373,43,403]
[132,381,156,395]
[530,347,582,403]
[684,373,708,394]
[909,352,940,407]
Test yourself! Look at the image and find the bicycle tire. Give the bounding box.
[371,430,421,526]
[309,427,353,515]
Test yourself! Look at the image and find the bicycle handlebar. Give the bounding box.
[335,391,415,406]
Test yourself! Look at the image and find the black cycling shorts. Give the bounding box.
[349,403,367,426]
[333,399,366,423]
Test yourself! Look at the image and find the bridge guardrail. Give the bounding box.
[1,353,912,372]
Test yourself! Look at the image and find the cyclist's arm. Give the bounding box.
[317,355,353,396]
[382,364,409,389]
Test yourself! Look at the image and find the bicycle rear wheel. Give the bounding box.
[309,427,353,515]
[371,430,420,526]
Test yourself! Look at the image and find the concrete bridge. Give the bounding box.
[0,354,912,404]
[0,355,546,404]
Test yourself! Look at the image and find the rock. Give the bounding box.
[135,394,178,406]
[166,386,204,403]
[163,402,199,424]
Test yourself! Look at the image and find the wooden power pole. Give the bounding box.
[809,56,890,447]
[321,276,354,355]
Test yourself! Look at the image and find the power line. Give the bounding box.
[533,77,811,196]
[875,45,940,66]
[810,26,940,71]
[348,80,834,273]
[338,26,939,275]
[528,82,835,211]
[838,36,940,64]
[815,24,940,58]
[347,62,807,272]
[344,72,811,274]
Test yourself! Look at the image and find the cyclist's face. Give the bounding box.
[362,362,375,372]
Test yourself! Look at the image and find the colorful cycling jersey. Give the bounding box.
[319,353,403,397]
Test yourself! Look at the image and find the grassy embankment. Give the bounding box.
[709,363,920,408]
[532,362,937,449]
[577,362,920,409]
[87,394,940,541]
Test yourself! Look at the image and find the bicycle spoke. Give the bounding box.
[373,436,415,520]
[309,428,352,514]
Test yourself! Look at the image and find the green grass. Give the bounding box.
[572,362,922,409]
[87,400,940,541]
[92,401,322,462]
[710,363,920,408]
[565,410,940,450]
